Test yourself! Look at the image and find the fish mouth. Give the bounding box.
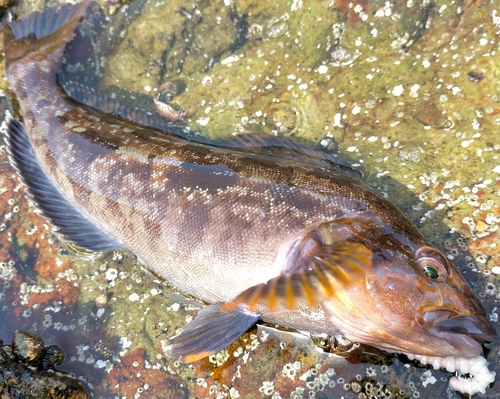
[435,315,497,342]
[421,310,496,357]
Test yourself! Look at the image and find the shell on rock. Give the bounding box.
[12,330,45,366]
[41,345,66,370]
[156,80,186,103]
[154,80,187,122]
[310,332,360,356]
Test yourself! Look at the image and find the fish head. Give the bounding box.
[325,235,496,358]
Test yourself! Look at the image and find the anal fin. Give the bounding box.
[164,304,259,362]
[3,114,123,252]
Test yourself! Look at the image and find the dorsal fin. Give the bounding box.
[211,134,363,179]
[223,242,372,312]
[60,80,182,133]
[59,79,362,179]
[3,114,123,252]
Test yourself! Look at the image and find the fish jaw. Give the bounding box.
[416,310,496,357]
[321,243,495,359]
[429,313,496,342]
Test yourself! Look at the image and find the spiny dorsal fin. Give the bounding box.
[60,79,361,180]
[224,242,372,312]
[61,80,180,132]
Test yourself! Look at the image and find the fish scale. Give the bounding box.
[2,1,496,394]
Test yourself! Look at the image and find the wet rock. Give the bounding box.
[0,0,15,19]
[0,330,90,399]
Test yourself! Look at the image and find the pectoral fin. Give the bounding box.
[164,304,259,362]
[225,242,372,312]
[3,115,123,252]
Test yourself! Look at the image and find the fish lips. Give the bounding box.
[435,314,497,342]
[420,310,497,357]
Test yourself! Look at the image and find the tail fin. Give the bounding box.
[3,1,90,72]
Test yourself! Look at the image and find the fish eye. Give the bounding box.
[422,264,439,279]
[417,256,447,281]
[415,246,448,282]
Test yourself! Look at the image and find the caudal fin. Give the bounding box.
[3,1,90,72]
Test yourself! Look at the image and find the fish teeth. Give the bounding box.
[445,356,456,373]
[430,357,441,370]
[404,354,495,395]
[457,357,470,374]
[409,354,428,366]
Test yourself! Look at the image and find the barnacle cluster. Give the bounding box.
[347,377,409,399]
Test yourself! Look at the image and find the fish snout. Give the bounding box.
[420,308,496,357]
[434,314,497,343]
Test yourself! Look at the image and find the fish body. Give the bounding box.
[2,2,496,393]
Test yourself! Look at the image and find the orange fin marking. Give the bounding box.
[184,352,212,363]
[312,265,335,296]
[225,242,372,312]
[240,284,261,311]
[301,272,316,305]
[266,277,278,311]
[220,302,236,311]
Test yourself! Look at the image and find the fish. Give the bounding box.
[1,2,496,395]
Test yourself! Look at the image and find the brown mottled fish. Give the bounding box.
[2,2,496,394]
